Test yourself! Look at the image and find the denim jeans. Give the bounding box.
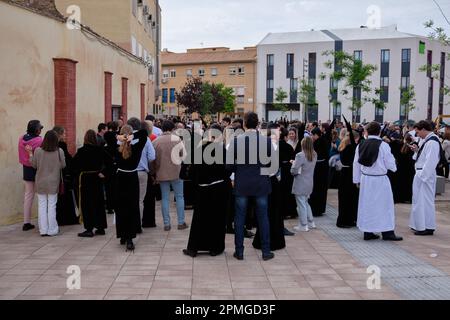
[295,195,314,226]
[235,195,270,256]
[160,179,185,226]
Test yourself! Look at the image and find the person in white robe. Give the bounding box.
[353,122,403,241]
[409,120,441,236]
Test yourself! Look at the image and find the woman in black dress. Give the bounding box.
[336,116,360,228]
[279,127,298,219]
[53,126,79,226]
[395,134,415,203]
[103,121,119,215]
[72,130,107,237]
[309,120,335,216]
[115,125,148,251]
[183,124,231,257]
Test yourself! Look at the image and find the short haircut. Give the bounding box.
[84,130,98,146]
[27,120,43,135]
[98,123,107,132]
[146,115,156,122]
[107,121,119,131]
[311,128,322,136]
[365,121,381,136]
[127,117,141,131]
[41,130,59,152]
[244,112,258,129]
[52,126,65,137]
[414,120,433,132]
[222,117,231,124]
[162,120,175,132]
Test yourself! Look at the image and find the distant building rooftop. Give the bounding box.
[162,47,257,66]
[258,25,420,46]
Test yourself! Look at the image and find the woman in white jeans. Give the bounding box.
[29,130,66,237]
[290,137,317,232]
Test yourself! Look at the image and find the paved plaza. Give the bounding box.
[0,186,449,300]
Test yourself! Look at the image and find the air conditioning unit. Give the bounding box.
[162,78,168,84]
[143,5,149,15]
[148,14,152,21]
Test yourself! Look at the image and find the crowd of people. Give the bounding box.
[17,112,449,259]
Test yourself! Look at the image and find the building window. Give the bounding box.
[235,87,245,104]
[354,50,362,61]
[211,68,218,76]
[186,69,193,77]
[402,49,411,63]
[381,49,390,63]
[267,54,274,67]
[198,68,205,76]
[162,89,168,103]
[287,53,294,78]
[267,79,274,89]
[290,78,298,103]
[162,69,169,79]
[170,70,176,78]
[380,77,389,87]
[229,67,237,75]
[170,88,176,103]
[132,0,137,17]
[238,66,245,75]
[138,43,143,58]
[131,36,137,55]
[401,77,410,89]
[112,105,122,121]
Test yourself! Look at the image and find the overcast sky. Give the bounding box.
[160,0,450,52]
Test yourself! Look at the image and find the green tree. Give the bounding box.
[175,77,203,115]
[273,87,289,116]
[298,79,317,122]
[400,85,416,121]
[320,50,377,122]
[199,82,214,117]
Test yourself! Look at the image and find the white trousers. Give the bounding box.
[138,171,148,222]
[409,175,437,231]
[37,194,59,236]
[295,195,314,226]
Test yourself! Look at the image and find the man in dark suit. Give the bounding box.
[227,112,276,261]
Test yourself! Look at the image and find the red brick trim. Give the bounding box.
[105,72,113,123]
[53,58,78,155]
[121,77,128,122]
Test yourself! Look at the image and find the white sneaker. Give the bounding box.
[293,225,309,232]
[308,222,316,229]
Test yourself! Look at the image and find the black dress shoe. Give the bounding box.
[337,224,354,229]
[107,210,115,215]
[414,230,434,236]
[142,223,157,228]
[210,251,223,257]
[120,238,126,245]
[382,234,403,241]
[95,229,105,236]
[262,252,275,261]
[78,230,94,238]
[183,249,197,257]
[364,233,380,241]
[23,223,35,231]
[283,228,295,236]
[41,234,50,237]
[226,227,235,234]
[136,228,143,234]
[244,230,254,238]
[233,252,243,260]
[126,240,135,252]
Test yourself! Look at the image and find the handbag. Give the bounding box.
[58,151,65,195]
[179,162,193,181]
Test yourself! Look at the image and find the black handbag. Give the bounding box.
[179,163,193,181]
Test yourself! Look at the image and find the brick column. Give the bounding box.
[105,72,113,123]
[53,58,78,155]
[140,83,146,120]
[121,77,128,122]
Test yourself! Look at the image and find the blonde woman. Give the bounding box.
[290,136,317,232]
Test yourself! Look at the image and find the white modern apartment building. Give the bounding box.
[257,25,450,123]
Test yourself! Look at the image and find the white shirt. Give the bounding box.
[413,132,441,183]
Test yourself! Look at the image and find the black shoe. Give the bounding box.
[41,234,50,237]
[23,223,35,231]
[226,227,235,234]
[364,233,380,241]
[142,223,157,228]
[382,231,403,241]
[414,230,434,236]
[107,210,115,215]
[262,252,275,261]
[244,230,254,238]
[136,228,143,234]
[283,228,295,236]
[210,251,223,257]
[95,229,105,236]
[120,238,126,245]
[126,240,135,252]
[78,230,94,238]
[337,224,354,229]
[183,249,197,258]
[233,252,243,260]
